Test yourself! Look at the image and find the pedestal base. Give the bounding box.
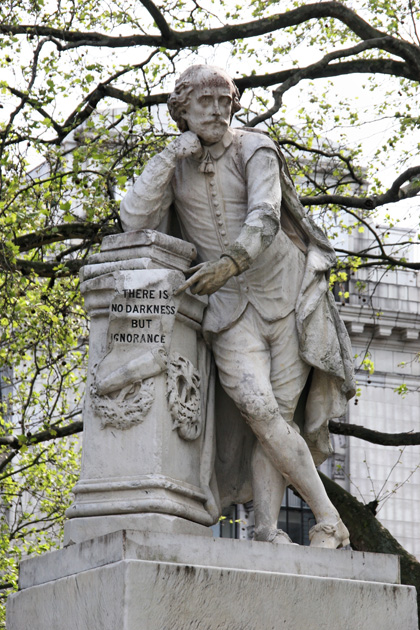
[7,531,418,630]
[64,512,212,545]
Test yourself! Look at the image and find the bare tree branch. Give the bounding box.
[409,0,420,46]
[235,59,416,91]
[335,248,420,270]
[0,252,83,278]
[276,138,365,187]
[0,450,17,475]
[248,37,407,127]
[333,205,420,269]
[138,0,172,39]
[302,166,420,209]
[1,2,419,67]
[13,222,119,252]
[101,85,169,109]
[59,52,165,138]
[0,420,83,450]
[330,420,420,446]
[0,37,48,162]
[4,86,62,135]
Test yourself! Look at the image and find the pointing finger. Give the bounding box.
[185,263,205,275]
[173,281,190,296]
[173,270,203,296]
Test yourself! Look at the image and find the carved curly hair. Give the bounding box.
[167,65,242,132]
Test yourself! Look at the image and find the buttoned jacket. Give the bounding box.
[120,127,305,335]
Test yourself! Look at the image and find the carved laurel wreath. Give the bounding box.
[166,354,201,441]
[91,379,155,431]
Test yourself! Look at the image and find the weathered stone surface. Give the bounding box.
[63,514,211,547]
[82,229,197,276]
[21,530,400,590]
[64,233,216,546]
[8,533,418,630]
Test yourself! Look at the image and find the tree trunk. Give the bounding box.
[321,472,420,617]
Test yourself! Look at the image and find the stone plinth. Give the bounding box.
[7,531,419,630]
[64,230,215,545]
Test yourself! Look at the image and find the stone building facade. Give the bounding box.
[336,225,420,559]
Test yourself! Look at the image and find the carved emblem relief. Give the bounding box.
[90,344,202,438]
[167,354,202,441]
[91,347,167,431]
[91,379,155,431]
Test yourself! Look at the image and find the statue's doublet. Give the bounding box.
[171,128,306,335]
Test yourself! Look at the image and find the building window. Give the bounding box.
[278,488,315,545]
[211,490,315,545]
[210,504,239,539]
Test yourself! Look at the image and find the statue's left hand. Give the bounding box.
[174,258,238,296]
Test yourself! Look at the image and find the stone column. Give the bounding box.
[64,229,216,545]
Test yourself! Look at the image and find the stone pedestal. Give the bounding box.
[64,230,215,545]
[7,530,419,629]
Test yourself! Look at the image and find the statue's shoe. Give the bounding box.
[309,519,350,549]
[254,526,297,545]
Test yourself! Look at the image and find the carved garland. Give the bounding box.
[166,354,202,441]
[91,379,155,431]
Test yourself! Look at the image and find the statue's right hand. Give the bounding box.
[172,132,203,160]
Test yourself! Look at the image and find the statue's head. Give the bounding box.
[168,65,241,144]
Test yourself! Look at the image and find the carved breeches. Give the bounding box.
[211,305,310,434]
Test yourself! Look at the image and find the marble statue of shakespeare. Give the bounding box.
[120,65,356,549]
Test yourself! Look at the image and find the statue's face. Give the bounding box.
[182,80,232,145]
